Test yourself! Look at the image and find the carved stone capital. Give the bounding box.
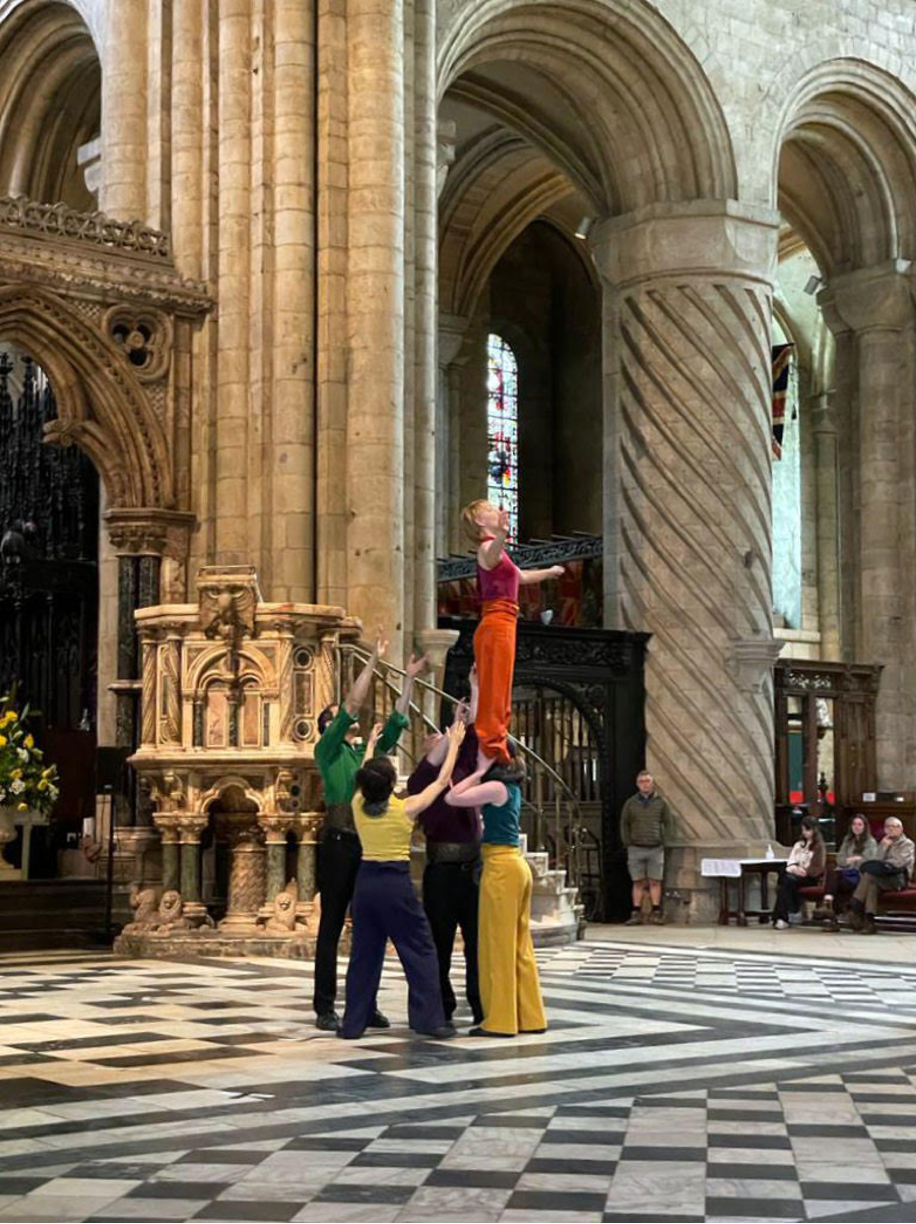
[819,261,914,336]
[592,200,780,291]
[258,814,293,844]
[727,636,785,694]
[292,812,322,842]
[438,313,471,367]
[105,508,196,556]
[177,814,210,844]
[153,813,182,843]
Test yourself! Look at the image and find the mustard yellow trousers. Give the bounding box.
[478,844,547,1036]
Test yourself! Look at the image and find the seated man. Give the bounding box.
[848,817,915,935]
[312,632,426,1029]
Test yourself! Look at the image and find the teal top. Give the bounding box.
[482,782,522,846]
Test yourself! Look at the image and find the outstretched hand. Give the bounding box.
[447,720,467,748]
[365,721,384,756]
[548,565,564,578]
[497,508,511,536]
[406,652,428,680]
[374,627,389,660]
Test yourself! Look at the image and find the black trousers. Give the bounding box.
[423,859,483,1025]
[313,829,377,1016]
[773,868,819,921]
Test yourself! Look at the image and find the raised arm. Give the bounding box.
[404,722,466,818]
[445,779,507,809]
[518,564,564,586]
[467,666,479,723]
[395,652,428,717]
[344,628,387,717]
[424,700,468,768]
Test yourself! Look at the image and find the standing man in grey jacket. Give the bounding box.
[620,771,675,925]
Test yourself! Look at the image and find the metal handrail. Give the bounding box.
[342,642,587,884]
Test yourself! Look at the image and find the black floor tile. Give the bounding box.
[526,1156,617,1176]
[800,1182,899,1201]
[508,1188,609,1212]
[351,1150,441,1168]
[620,1145,708,1161]
[192,1203,306,1222]
[127,1182,234,1199]
[705,1197,803,1218]
[312,1184,415,1204]
[426,1168,519,1189]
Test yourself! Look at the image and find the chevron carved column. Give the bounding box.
[595,204,782,872]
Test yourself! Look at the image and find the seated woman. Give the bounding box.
[819,813,877,931]
[446,751,547,1038]
[339,719,466,1041]
[772,815,826,930]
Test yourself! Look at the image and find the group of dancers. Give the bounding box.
[311,499,564,1039]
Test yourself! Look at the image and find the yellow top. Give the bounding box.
[353,793,413,861]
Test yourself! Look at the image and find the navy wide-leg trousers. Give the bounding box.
[340,862,446,1039]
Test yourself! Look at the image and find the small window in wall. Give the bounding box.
[771,322,801,629]
[486,333,519,540]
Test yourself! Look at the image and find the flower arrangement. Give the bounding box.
[0,693,60,815]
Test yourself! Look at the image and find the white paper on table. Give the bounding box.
[700,858,742,878]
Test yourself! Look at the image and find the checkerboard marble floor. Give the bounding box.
[1,941,916,1222]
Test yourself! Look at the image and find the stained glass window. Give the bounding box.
[486,333,519,540]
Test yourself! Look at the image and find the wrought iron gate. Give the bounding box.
[0,350,99,838]
[441,618,648,921]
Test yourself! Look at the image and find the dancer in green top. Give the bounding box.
[312,629,426,1030]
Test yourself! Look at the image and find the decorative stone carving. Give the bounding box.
[155,889,192,931]
[726,636,786,694]
[262,879,304,934]
[0,195,171,259]
[105,306,172,381]
[126,567,360,958]
[122,885,162,932]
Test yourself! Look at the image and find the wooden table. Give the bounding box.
[701,857,788,926]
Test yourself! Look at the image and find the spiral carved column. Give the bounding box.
[595,204,781,863]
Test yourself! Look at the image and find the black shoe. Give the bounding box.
[417,1024,456,1039]
[336,1028,364,1040]
[368,1010,391,1029]
[468,1026,515,1038]
[315,1010,340,1031]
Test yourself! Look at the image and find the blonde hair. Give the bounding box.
[461,499,491,543]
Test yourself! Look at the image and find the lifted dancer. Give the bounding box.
[461,500,563,771]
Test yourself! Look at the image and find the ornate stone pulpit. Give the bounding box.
[115,565,359,957]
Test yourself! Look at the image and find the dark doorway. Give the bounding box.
[0,349,100,870]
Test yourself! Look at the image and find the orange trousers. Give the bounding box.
[473,600,518,763]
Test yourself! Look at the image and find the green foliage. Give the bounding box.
[0,691,60,815]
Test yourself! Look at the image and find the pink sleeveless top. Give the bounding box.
[477,545,520,604]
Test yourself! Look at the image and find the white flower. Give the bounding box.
[0,790,5,803]
[16,749,28,763]
[10,779,25,794]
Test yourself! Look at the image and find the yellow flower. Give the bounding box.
[16,802,27,812]
[42,767,55,779]
[0,712,14,729]
[10,769,21,781]
[23,734,33,750]
[0,735,6,748]
[37,780,48,791]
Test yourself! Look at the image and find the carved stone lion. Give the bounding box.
[122,885,162,933]
[154,889,192,932]
[263,878,302,934]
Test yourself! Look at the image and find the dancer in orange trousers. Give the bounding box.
[461,500,563,770]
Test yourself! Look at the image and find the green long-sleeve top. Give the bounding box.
[314,706,409,807]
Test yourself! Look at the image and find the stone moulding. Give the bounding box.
[0,194,171,259]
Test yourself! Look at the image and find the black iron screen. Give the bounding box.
[0,351,99,732]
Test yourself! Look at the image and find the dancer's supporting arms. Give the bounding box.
[364,719,466,818]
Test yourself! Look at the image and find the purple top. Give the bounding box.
[477,547,520,604]
[407,727,482,844]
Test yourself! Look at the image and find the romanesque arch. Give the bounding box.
[0,0,101,209]
[0,287,173,511]
[774,59,916,270]
[438,0,738,214]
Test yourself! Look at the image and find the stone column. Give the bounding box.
[415,627,459,726]
[220,826,267,931]
[346,0,406,659]
[100,0,148,219]
[811,393,841,661]
[178,816,208,924]
[413,0,437,633]
[594,203,782,877]
[215,0,252,566]
[155,817,181,893]
[272,0,317,602]
[821,263,915,787]
[438,314,469,554]
[259,816,293,903]
[294,814,320,925]
[171,0,204,280]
